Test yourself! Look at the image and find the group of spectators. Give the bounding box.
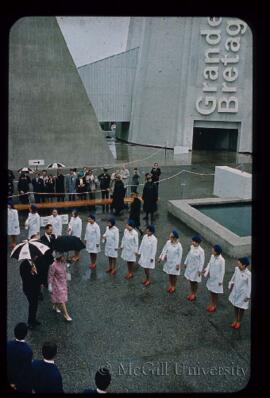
[7,322,111,393]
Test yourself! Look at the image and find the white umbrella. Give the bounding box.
[18,167,35,174]
[10,239,50,261]
[47,163,66,169]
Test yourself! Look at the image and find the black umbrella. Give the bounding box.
[52,236,85,252]
[10,239,50,260]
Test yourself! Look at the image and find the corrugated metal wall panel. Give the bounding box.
[78,47,139,122]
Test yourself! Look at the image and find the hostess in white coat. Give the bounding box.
[103,225,119,258]
[121,227,139,262]
[229,265,251,310]
[48,210,62,237]
[159,239,183,276]
[184,244,205,283]
[68,211,82,239]
[8,207,20,236]
[25,205,40,239]
[204,253,225,294]
[138,233,157,269]
[85,221,101,254]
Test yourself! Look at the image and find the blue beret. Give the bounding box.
[147,225,155,234]
[172,229,179,239]
[213,244,222,255]
[238,256,250,266]
[192,234,202,243]
[127,219,135,228]
[108,217,115,226]
[88,214,96,221]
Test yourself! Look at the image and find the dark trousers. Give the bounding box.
[20,194,29,204]
[68,193,76,201]
[101,190,109,211]
[24,290,39,325]
[145,212,154,224]
[34,193,40,203]
[89,191,96,211]
[57,194,65,202]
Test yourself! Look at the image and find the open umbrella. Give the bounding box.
[47,163,66,169]
[10,239,50,260]
[52,236,85,252]
[18,167,35,174]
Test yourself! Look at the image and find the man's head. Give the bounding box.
[14,322,28,340]
[95,367,111,391]
[45,224,53,235]
[42,342,57,360]
[52,209,58,217]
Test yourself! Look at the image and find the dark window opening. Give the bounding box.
[192,127,238,151]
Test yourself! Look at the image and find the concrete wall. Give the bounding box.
[9,17,114,169]
[78,48,139,122]
[213,166,252,199]
[127,17,252,152]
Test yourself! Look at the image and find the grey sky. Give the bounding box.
[57,17,130,67]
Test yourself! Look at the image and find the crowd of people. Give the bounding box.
[7,161,251,393]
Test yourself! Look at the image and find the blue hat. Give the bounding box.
[88,214,96,221]
[8,198,14,206]
[238,256,250,266]
[147,225,155,234]
[127,219,135,228]
[108,217,115,226]
[213,244,222,255]
[192,234,202,243]
[172,229,179,239]
[30,204,37,212]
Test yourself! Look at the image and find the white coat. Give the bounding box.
[159,240,183,276]
[84,222,101,253]
[68,216,82,239]
[184,245,205,283]
[204,254,225,294]
[121,228,138,262]
[8,208,20,236]
[228,267,251,310]
[138,234,157,269]
[103,226,119,258]
[25,212,40,239]
[48,215,62,237]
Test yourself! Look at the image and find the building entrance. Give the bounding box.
[192,127,238,151]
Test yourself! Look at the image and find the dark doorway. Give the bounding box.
[192,128,238,151]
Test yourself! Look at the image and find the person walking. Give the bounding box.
[98,168,111,213]
[65,169,77,201]
[48,252,72,321]
[228,256,251,329]
[67,210,82,262]
[130,167,140,193]
[48,208,62,237]
[142,174,158,224]
[32,342,64,393]
[37,224,56,290]
[121,219,139,280]
[8,199,20,249]
[20,257,42,329]
[203,244,225,312]
[7,322,33,393]
[111,174,125,216]
[18,173,31,204]
[25,204,40,239]
[150,162,161,194]
[158,230,183,293]
[138,225,157,286]
[84,214,101,270]
[184,234,205,301]
[102,217,119,275]
[129,191,143,236]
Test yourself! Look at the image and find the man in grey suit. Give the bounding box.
[65,169,77,201]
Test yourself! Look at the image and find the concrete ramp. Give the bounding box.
[9,17,114,169]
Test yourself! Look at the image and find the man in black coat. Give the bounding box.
[98,168,111,212]
[20,258,42,329]
[7,322,33,392]
[32,342,63,393]
[31,172,44,203]
[150,162,161,194]
[55,171,65,202]
[142,174,158,224]
[111,175,125,216]
[36,224,55,292]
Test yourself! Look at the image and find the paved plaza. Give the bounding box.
[7,148,252,393]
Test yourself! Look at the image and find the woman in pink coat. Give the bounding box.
[48,252,72,321]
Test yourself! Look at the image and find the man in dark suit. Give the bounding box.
[7,323,33,392]
[36,224,56,294]
[31,172,44,203]
[98,168,111,212]
[83,367,111,394]
[32,342,63,393]
[20,258,42,329]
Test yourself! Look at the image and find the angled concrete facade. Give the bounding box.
[9,17,113,169]
[127,17,252,152]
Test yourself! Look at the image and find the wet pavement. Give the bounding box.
[7,144,252,393]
